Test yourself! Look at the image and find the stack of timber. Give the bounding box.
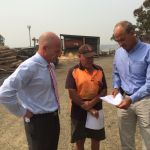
[0,46,22,76]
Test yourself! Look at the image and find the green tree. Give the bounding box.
[134,0,150,43]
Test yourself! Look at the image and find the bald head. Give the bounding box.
[38,32,61,63]
[38,32,60,48]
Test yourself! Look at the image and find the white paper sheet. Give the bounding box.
[100,93,123,105]
[85,109,104,130]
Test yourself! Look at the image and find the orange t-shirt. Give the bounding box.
[72,68,103,100]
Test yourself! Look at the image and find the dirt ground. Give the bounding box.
[0,56,142,150]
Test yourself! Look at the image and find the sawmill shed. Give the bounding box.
[60,34,100,55]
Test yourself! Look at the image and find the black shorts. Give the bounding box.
[71,118,105,143]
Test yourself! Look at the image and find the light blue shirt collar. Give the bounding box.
[34,52,48,67]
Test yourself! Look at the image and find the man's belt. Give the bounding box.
[33,110,58,118]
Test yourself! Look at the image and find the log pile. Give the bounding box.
[0,46,22,75]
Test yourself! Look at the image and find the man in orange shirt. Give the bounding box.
[65,44,107,150]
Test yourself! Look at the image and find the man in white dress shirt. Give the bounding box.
[0,32,62,150]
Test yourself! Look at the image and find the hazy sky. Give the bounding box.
[0,0,144,47]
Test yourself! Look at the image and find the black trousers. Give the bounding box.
[24,111,60,150]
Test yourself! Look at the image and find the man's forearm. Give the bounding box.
[68,89,84,106]
[2,102,26,117]
[130,84,150,102]
[88,88,107,109]
[87,95,101,109]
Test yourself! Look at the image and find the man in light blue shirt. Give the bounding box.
[112,21,150,150]
[0,32,62,150]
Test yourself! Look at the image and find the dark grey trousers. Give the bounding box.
[24,111,60,150]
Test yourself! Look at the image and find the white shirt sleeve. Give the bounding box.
[0,64,33,117]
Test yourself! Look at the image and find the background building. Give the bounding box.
[60,34,100,55]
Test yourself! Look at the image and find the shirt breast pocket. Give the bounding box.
[130,61,147,76]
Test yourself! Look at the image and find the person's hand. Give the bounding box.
[81,101,90,110]
[89,109,99,119]
[24,109,33,119]
[117,96,132,109]
[81,96,100,111]
[112,88,119,97]
[81,99,98,110]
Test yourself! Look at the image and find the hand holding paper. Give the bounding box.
[85,110,104,130]
[100,93,123,105]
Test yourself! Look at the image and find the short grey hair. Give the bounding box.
[114,21,135,34]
